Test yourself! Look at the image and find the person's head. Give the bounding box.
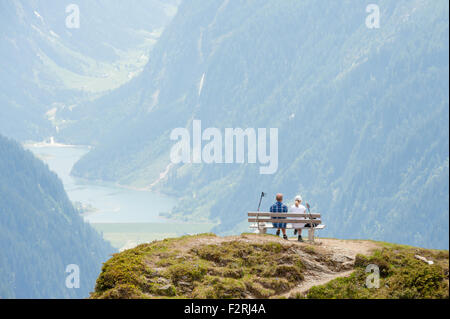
[275,193,283,202]
[294,195,302,206]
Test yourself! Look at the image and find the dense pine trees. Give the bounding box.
[0,135,114,298]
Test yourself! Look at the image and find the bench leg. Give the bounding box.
[257,224,267,235]
[308,228,315,242]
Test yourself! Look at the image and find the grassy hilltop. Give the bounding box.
[90,234,448,299]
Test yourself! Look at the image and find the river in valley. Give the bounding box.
[26,142,175,224]
[24,142,216,250]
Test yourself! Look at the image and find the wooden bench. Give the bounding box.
[248,211,325,242]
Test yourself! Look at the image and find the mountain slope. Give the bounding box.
[90,234,449,299]
[0,0,178,141]
[72,0,449,249]
[0,135,114,298]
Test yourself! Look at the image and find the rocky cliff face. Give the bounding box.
[91,234,449,299]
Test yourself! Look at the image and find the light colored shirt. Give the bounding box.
[290,204,306,214]
[290,204,306,228]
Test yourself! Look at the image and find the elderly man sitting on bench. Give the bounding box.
[270,193,288,240]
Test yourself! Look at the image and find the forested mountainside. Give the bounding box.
[0,135,114,298]
[0,0,178,140]
[71,0,449,249]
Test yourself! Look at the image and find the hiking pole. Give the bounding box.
[257,192,265,212]
[306,202,316,242]
[256,192,265,234]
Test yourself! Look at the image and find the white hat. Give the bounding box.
[295,195,302,201]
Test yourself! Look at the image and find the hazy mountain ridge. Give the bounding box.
[70,0,449,249]
[0,0,178,140]
[0,135,114,298]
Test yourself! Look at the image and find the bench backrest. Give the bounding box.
[248,211,322,225]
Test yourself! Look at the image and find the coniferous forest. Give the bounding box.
[0,135,114,298]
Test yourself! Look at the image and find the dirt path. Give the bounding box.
[286,269,355,297]
[281,237,380,298]
[168,234,381,298]
[174,234,378,256]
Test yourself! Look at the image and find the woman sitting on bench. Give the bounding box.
[291,195,307,242]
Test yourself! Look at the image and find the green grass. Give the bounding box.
[36,42,154,93]
[306,245,449,299]
[91,234,306,299]
[90,235,449,299]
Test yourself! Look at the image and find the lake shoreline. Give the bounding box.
[24,140,218,251]
[25,141,177,224]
